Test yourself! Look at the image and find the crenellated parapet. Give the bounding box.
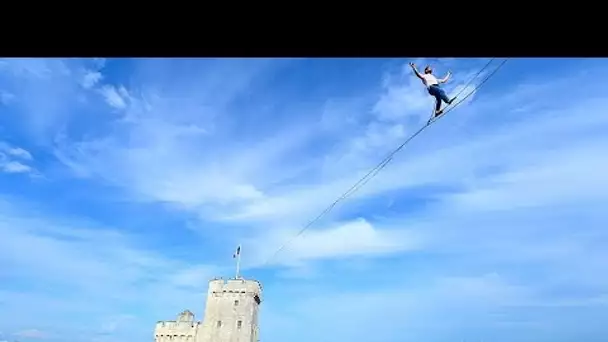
[154,310,201,342]
[208,277,263,304]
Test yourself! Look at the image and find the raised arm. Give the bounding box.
[439,71,452,83]
[409,62,423,79]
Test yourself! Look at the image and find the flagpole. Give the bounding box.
[235,244,242,279]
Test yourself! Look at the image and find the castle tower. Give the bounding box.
[198,278,263,342]
[154,246,262,342]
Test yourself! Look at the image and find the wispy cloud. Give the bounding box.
[0,142,35,174]
[81,70,102,89]
[0,197,220,341]
[14,329,48,339]
[99,85,129,109]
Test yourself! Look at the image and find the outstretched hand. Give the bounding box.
[409,62,416,68]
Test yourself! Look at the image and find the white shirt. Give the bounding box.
[421,73,439,88]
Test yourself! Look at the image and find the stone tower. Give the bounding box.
[198,278,263,342]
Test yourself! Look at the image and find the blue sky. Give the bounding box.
[0,57,607,342]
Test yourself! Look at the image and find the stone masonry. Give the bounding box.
[154,278,263,342]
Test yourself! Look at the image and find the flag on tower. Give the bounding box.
[233,245,241,258]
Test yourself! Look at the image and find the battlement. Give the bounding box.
[155,312,201,342]
[155,310,199,331]
[155,320,201,329]
[208,277,263,303]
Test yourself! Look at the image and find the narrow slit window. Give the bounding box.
[217,320,222,328]
[234,300,239,306]
[237,320,242,329]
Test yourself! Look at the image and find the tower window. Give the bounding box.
[234,300,239,306]
[217,320,222,327]
[237,320,242,329]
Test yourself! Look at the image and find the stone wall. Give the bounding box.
[198,278,262,342]
[155,310,201,342]
[154,278,262,342]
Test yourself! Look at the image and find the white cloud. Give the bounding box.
[0,198,221,340]
[444,144,608,213]
[82,70,103,89]
[54,101,317,218]
[1,161,32,173]
[262,272,602,342]
[4,147,32,160]
[0,58,112,141]
[236,60,495,223]
[99,84,128,109]
[46,58,608,270]
[0,59,81,140]
[13,329,48,339]
[0,142,32,159]
[248,218,424,268]
[372,77,430,121]
[0,143,34,174]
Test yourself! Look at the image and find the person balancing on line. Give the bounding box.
[409,62,457,122]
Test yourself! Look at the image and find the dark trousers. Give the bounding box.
[428,84,450,111]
